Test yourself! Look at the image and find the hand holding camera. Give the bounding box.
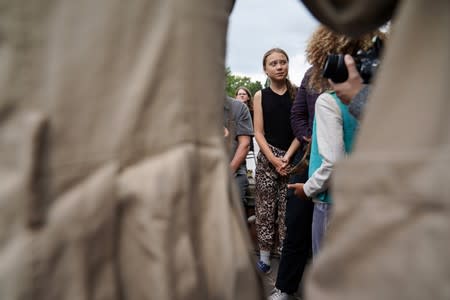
[322,36,383,105]
[328,55,364,104]
[322,36,383,84]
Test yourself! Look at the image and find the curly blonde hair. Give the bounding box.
[306,25,386,93]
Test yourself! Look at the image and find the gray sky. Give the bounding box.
[226,0,319,85]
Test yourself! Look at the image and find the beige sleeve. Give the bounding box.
[304,1,450,300]
[0,1,263,300]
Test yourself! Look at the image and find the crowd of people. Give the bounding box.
[2,0,447,299]
[224,24,385,300]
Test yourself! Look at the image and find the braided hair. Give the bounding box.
[262,48,298,101]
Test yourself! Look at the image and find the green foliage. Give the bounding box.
[225,67,263,98]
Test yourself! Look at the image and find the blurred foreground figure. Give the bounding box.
[0,0,264,299]
[301,0,450,299]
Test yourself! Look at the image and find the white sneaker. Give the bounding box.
[268,289,296,300]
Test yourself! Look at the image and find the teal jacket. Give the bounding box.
[308,92,358,204]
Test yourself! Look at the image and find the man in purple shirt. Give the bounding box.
[270,68,320,300]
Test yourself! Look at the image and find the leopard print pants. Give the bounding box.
[255,144,289,254]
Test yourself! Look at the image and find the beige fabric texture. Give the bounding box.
[302,0,450,299]
[0,0,264,299]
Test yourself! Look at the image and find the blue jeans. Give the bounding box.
[312,202,332,257]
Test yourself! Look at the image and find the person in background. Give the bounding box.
[224,96,254,207]
[270,67,320,300]
[253,48,299,274]
[235,86,255,152]
[235,86,254,118]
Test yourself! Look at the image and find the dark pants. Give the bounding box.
[235,172,249,206]
[275,151,314,295]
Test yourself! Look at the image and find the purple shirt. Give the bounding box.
[290,67,320,146]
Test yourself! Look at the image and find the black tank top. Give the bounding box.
[261,87,294,151]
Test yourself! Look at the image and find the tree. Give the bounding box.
[225,67,263,98]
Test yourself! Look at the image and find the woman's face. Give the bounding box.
[236,89,250,103]
[264,52,289,81]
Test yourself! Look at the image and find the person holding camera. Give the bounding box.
[322,34,385,120]
[287,25,381,258]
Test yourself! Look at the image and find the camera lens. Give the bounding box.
[322,54,349,83]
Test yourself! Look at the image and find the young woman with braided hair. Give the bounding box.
[253,48,299,274]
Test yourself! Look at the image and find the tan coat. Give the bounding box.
[0,0,264,299]
[301,1,450,299]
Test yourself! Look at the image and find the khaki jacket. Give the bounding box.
[301,1,450,299]
[0,0,264,299]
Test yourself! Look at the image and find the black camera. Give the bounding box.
[322,36,383,84]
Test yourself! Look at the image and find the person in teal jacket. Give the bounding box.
[287,25,380,257]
